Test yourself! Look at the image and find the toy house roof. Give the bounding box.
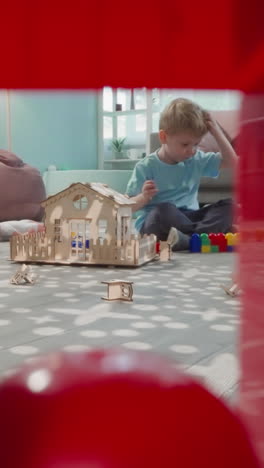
[41,182,135,207]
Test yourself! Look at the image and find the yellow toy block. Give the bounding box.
[233,233,239,246]
[201,245,211,253]
[225,232,234,246]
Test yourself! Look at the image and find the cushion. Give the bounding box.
[0,150,46,222]
[0,220,45,241]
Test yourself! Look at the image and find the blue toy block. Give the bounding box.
[190,233,201,253]
[227,245,234,252]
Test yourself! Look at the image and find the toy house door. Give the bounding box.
[69,219,90,261]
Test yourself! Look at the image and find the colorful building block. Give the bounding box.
[200,233,210,246]
[225,232,235,246]
[216,233,228,252]
[189,233,201,253]
[233,233,239,247]
[209,233,218,246]
[211,245,219,253]
[189,232,239,253]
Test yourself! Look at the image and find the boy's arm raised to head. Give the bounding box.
[204,112,238,169]
[129,180,158,212]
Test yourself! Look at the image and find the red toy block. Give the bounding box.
[216,233,228,252]
[209,233,218,245]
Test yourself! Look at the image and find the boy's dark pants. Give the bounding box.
[140,199,234,241]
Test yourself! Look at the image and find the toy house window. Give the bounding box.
[54,219,62,242]
[73,195,88,210]
[98,219,107,245]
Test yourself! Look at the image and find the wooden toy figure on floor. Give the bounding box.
[10,264,36,285]
[101,280,134,302]
[221,282,241,297]
[157,227,178,261]
[10,183,157,267]
[221,273,241,297]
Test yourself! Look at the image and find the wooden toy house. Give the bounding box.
[10,182,157,266]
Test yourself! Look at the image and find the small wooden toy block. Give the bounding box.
[101,280,134,302]
[159,241,171,261]
[155,227,177,261]
[10,264,36,285]
[10,183,157,267]
[221,282,241,297]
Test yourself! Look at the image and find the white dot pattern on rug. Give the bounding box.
[10,346,39,355]
[164,322,189,329]
[54,292,74,298]
[112,329,139,337]
[224,300,240,306]
[11,308,32,313]
[170,345,199,354]
[150,315,171,322]
[210,324,235,331]
[0,319,10,326]
[80,330,107,338]
[122,342,152,350]
[131,322,157,329]
[132,304,158,311]
[33,327,64,336]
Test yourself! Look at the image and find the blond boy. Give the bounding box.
[126,98,237,250]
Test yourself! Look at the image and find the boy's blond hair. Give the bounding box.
[159,98,208,137]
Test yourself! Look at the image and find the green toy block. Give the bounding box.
[211,245,219,253]
[200,233,210,246]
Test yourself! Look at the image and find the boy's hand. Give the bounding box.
[203,111,220,137]
[203,110,237,169]
[142,180,158,202]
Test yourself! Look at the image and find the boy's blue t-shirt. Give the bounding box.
[126,150,222,231]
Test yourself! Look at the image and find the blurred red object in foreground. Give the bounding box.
[0,348,260,468]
